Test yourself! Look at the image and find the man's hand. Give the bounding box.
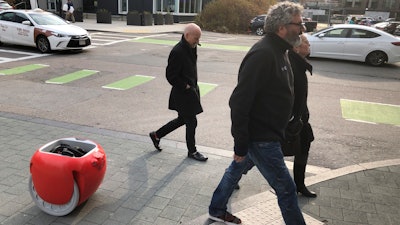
[234,154,245,163]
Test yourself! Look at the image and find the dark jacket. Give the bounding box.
[288,50,314,144]
[166,35,203,116]
[229,33,294,156]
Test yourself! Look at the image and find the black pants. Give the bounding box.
[294,123,313,188]
[155,114,197,153]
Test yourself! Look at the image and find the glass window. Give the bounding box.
[47,0,57,12]
[0,12,14,22]
[155,0,176,13]
[350,29,380,38]
[118,0,128,14]
[178,0,202,13]
[14,13,29,23]
[322,28,350,38]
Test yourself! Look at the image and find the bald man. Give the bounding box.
[149,23,208,161]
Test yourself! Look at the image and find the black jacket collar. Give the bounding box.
[265,32,293,53]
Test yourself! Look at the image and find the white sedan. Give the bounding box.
[305,24,400,66]
[0,8,91,53]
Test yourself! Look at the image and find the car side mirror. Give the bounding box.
[22,20,31,26]
[317,33,325,38]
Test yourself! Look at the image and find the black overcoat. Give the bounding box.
[289,50,314,144]
[166,35,203,116]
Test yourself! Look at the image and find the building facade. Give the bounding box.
[31,0,399,21]
[303,0,400,19]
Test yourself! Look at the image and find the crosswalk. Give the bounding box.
[0,64,218,96]
[89,32,139,46]
[0,32,139,63]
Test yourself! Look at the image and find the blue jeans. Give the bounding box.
[209,141,305,225]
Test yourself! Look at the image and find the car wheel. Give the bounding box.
[255,27,264,36]
[36,36,51,53]
[366,51,387,66]
[29,176,79,216]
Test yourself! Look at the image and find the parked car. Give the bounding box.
[0,0,12,11]
[373,21,400,34]
[394,24,400,36]
[249,14,266,36]
[305,24,400,66]
[249,14,317,36]
[0,8,91,53]
[358,18,375,26]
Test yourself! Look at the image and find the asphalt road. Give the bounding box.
[0,31,399,170]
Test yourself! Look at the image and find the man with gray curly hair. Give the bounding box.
[208,1,305,224]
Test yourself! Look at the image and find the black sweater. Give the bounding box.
[229,33,294,156]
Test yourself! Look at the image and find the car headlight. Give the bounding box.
[51,32,67,38]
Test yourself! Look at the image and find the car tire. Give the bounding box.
[36,36,51,53]
[29,176,80,216]
[255,27,264,36]
[366,51,387,66]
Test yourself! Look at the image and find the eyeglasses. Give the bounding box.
[287,22,305,27]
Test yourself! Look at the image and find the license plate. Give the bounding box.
[79,40,86,45]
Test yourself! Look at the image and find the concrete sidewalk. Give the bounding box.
[1,112,399,225]
[0,19,399,225]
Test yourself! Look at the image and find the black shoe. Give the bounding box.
[297,186,317,198]
[188,151,208,161]
[234,184,240,190]
[149,132,162,151]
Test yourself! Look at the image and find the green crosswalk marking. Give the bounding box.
[132,38,250,52]
[0,64,49,75]
[45,70,99,84]
[198,82,217,97]
[340,99,400,126]
[102,75,154,90]
[200,43,250,51]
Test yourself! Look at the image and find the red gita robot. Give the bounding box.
[29,137,106,216]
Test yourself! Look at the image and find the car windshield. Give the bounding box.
[29,13,67,25]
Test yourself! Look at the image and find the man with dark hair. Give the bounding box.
[208,1,306,224]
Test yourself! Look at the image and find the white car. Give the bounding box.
[305,24,400,66]
[0,8,91,53]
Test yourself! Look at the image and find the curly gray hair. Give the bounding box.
[264,1,304,33]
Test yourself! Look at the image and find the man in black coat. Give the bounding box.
[149,23,208,162]
[208,2,306,224]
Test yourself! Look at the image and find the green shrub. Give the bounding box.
[196,0,276,34]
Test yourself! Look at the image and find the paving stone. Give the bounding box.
[330,198,353,210]
[339,188,363,201]
[320,186,341,198]
[319,206,343,220]
[343,209,369,223]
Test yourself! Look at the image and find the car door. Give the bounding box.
[0,12,16,43]
[12,12,35,47]
[339,28,378,61]
[310,28,351,59]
